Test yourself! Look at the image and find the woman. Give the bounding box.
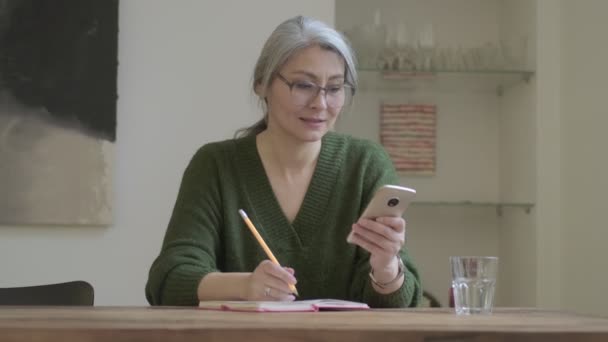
[145,15,421,308]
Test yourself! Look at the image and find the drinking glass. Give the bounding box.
[450,256,498,315]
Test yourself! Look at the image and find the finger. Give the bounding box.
[357,218,402,241]
[348,232,384,256]
[264,276,297,299]
[352,224,401,256]
[376,216,406,233]
[263,261,297,286]
[284,267,295,275]
[352,223,385,244]
[353,222,401,248]
[265,286,296,301]
[348,227,384,254]
[359,218,406,248]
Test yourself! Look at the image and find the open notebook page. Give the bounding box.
[199,299,370,312]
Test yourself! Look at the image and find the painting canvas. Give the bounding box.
[0,0,118,225]
[380,103,436,176]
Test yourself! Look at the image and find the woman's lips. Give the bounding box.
[300,117,326,129]
[300,117,325,123]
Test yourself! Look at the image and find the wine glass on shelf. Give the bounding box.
[416,23,434,71]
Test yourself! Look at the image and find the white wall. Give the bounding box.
[0,0,335,305]
[497,0,537,307]
[531,0,608,316]
[560,0,608,316]
[534,0,563,310]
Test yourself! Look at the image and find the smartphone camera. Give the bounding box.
[387,197,400,207]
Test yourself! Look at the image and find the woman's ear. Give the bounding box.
[254,82,265,98]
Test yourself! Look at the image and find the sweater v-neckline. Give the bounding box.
[237,133,342,250]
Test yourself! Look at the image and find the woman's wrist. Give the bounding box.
[370,257,399,283]
[240,272,253,300]
[369,257,405,291]
[198,272,252,301]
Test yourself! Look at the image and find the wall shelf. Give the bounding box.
[357,69,535,95]
[411,201,534,216]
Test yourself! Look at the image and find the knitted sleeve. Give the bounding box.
[145,144,223,305]
[349,142,423,308]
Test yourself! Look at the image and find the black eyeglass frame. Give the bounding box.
[276,73,356,107]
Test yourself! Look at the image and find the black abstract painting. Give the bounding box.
[0,0,119,225]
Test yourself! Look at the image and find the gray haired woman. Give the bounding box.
[146,15,421,308]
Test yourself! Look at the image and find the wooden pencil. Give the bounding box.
[238,209,299,296]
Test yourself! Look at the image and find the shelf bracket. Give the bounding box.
[496,204,533,217]
[496,72,534,96]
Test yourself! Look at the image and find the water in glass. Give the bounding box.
[450,256,498,315]
[452,276,496,314]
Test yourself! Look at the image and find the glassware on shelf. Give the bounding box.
[344,19,531,73]
[344,9,386,69]
[416,23,435,71]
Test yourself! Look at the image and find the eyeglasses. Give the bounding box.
[277,73,354,109]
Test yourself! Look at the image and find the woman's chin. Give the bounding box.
[297,130,327,142]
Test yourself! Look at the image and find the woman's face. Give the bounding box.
[264,45,347,143]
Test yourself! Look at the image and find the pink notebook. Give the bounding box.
[198,299,370,312]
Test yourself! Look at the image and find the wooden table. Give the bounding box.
[1,307,607,342]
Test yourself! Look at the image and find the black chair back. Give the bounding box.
[0,281,94,306]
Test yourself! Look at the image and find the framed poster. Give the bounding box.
[380,103,436,176]
[0,0,119,225]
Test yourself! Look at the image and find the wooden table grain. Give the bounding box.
[1,307,607,342]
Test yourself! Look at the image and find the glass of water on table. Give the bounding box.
[450,256,498,315]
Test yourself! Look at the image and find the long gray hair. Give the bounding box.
[235,15,357,138]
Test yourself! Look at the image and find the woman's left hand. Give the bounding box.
[348,216,406,273]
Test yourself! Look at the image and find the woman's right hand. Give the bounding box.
[244,260,297,301]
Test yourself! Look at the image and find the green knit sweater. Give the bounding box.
[145,132,422,308]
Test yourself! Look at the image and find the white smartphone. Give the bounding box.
[360,185,416,220]
[348,185,416,242]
